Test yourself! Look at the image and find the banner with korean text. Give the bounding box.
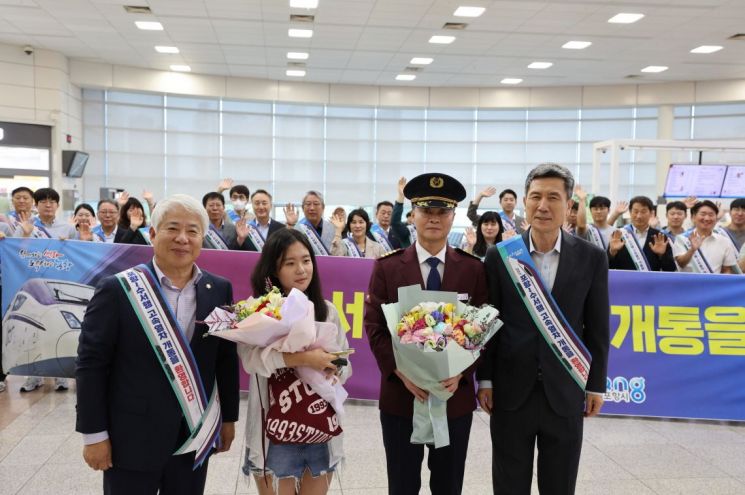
[1,238,744,421]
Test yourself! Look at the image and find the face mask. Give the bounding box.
[232,200,247,211]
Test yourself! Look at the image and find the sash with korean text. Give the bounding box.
[499,212,516,232]
[227,209,241,224]
[91,225,109,243]
[497,235,592,390]
[204,224,230,250]
[370,224,394,252]
[342,237,363,258]
[587,225,607,249]
[116,265,222,469]
[247,220,266,251]
[621,225,651,271]
[31,218,52,239]
[297,219,330,256]
[407,224,417,243]
[713,227,743,274]
[677,233,714,274]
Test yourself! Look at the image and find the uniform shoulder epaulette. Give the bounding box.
[380,248,404,259]
[455,247,481,260]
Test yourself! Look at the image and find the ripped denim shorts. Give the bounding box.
[244,442,335,480]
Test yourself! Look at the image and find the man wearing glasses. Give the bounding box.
[94,199,120,243]
[284,190,335,256]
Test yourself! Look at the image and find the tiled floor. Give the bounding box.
[1,375,745,495]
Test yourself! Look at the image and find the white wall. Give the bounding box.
[0,42,83,193]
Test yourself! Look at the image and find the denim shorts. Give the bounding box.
[244,443,334,480]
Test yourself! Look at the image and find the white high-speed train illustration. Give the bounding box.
[2,279,94,377]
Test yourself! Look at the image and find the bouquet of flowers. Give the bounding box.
[382,285,502,448]
[202,286,348,417]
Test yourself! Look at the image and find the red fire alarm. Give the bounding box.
[66,134,72,143]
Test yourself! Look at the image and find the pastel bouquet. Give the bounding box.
[383,285,502,448]
[397,301,490,351]
[202,286,348,417]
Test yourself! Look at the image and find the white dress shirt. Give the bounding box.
[415,241,446,287]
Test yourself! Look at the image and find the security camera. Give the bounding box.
[620,146,625,151]
[23,45,33,56]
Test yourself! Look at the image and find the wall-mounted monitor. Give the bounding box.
[721,166,745,198]
[663,164,727,198]
[62,150,89,178]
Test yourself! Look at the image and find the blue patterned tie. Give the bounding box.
[426,257,441,291]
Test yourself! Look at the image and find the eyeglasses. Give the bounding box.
[98,210,118,215]
[303,202,322,208]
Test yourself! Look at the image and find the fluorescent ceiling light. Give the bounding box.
[500,78,522,85]
[170,65,191,72]
[429,35,456,44]
[288,28,313,38]
[396,74,416,81]
[155,46,179,54]
[287,51,309,60]
[410,57,433,65]
[286,69,306,77]
[290,0,318,8]
[135,21,163,31]
[690,45,723,54]
[453,6,485,17]
[528,61,552,69]
[608,13,644,24]
[641,65,668,73]
[562,40,591,49]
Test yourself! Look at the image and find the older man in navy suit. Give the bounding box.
[76,194,239,495]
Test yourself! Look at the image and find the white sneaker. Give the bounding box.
[0,380,6,393]
[20,376,42,392]
[54,378,69,391]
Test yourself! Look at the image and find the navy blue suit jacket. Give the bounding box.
[478,231,610,417]
[75,262,239,471]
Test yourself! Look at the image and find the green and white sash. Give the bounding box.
[297,219,330,256]
[497,235,592,390]
[342,237,363,258]
[714,227,743,273]
[621,225,651,271]
[247,220,266,251]
[677,233,714,274]
[370,224,394,252]
[586,225,607,250]
[204,224,230,250]
[116,265,222,469]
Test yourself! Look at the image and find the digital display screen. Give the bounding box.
[663,164,727,197]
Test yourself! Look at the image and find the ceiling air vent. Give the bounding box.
[290,14,315,23]
[124,5,152,14]
[443,22,468,30]
[624,74,641,79]
[287,62,307,68]
[404,66,423,72]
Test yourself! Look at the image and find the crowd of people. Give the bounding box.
[0,165,743,495]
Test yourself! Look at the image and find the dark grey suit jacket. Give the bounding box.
[478,230,609,417]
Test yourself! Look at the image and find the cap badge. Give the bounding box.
[430,176,444,188]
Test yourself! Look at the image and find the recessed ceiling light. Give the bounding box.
[410,57,433,65]
[155,46,179,54]
[501,78,522,85]
[690,45,723,54]
[396,74,416,81]
[608,13,644,24]
[562,41,592,49]
[641,65,668,73]
[290,0,318,8]
[528,61,552,69]
[288,28,313,38]
[453,6,485,17]
[287,51,309,60]
[170,65,191,72]
[286,69,306,77]
[135,21,163,31]
[429,35,456,44]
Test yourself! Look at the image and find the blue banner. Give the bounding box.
[603,270,745,421]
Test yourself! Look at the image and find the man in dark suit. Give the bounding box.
[608,195,676,271]
[235,188,286,251]
[478,163,609,495]
[365,173,488,495]
[76,194,239,495]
